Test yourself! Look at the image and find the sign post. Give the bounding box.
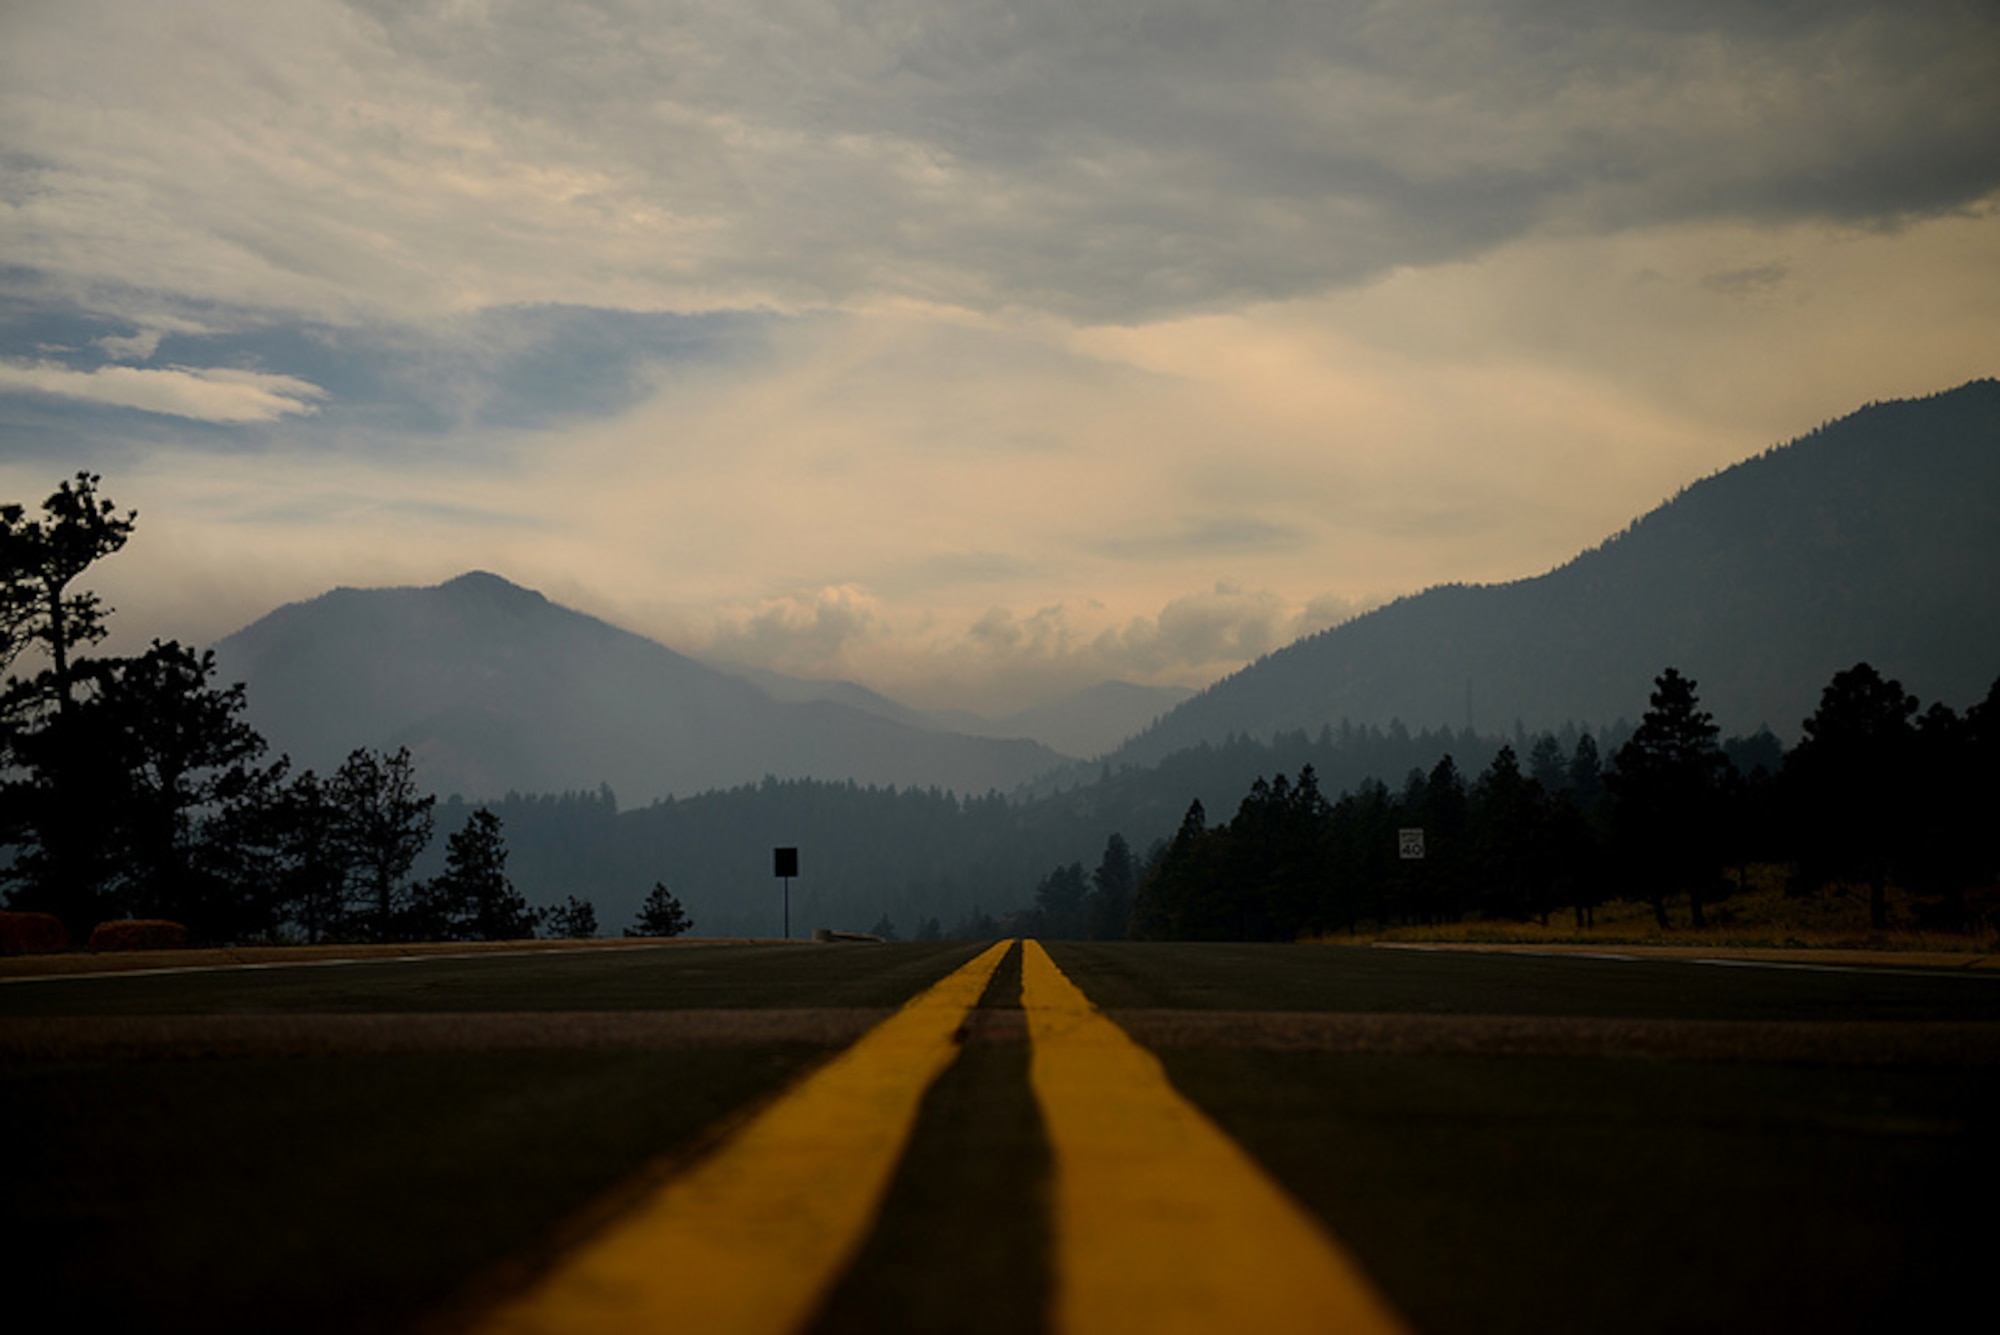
[774,847,799,939]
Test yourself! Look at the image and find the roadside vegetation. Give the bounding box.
[5,470,1993,954]
[0,473,638,949]
[1100,665,2000,949]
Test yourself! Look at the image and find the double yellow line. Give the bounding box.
[480,940,1407,1334]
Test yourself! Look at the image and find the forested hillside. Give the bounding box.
[1116,380,2000,764]
[451,716,1644,935]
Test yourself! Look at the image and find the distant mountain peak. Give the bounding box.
[434,570,550,605]
[211,573,1065,803]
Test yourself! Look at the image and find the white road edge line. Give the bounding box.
[0,941,687,985]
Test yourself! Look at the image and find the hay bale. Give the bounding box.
[0,911,72,955]
[87,919,191,952]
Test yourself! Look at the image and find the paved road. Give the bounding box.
[4,940,1995,1333]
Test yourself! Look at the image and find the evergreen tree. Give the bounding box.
[1032,862,1090,939]
[1130,799,1208,940]
[1567,734,1605,815]
[0,474,140,934]
[419,808,539,941]
[1409,754,1468,923]
[1471,745,1547,922]
[1528,734,1569,794]
[1783,662,1919,930]
[869,913,901,941]
[1088,832,1136,940]
[330,747,435,942]
[547,894,598,939]
[98,643,274,932]
[626,882,693,937]
[1609,668,1727,927]
[0,471,137,722]
[274,769,351,943]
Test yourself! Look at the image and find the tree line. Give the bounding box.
[0,473,689,946]
[1091,664,2000,942]
[10,474,1992,948]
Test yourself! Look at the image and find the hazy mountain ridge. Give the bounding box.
[1114,379,2000,766]
[212,571,1064,803]
[715,665,1192,758]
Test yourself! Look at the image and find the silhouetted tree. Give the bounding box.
[1033,862,1090,939]
[1567,734,1605,817]
[271,769,351,942]
[1609,669,1728,927]
[415,808,538,941]
[1471,746,1548,922]
[869,913,901,941]
[546,894,598,939]
[331,747,435,942]
[1783,663,1919,930]
[1962,676,2000,917]
[1408,755,1468,924]
[1131,799,1207,940]
[1528,734,1569,794]
[101,642,275,936]
[1088,832,1136,940]
[0,475,141,933]
[626,882,692,937]
[0,471,137,721]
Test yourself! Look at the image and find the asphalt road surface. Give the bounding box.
[4,939,1996,1333]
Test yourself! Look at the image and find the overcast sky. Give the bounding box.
[3,0,1996,712]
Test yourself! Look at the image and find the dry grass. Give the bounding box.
[1313,865,2000,954]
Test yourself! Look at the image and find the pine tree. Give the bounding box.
[423,808,540,941]
[626,882,693,937]
[1088,832,1136,940]
[1609,668,1727,927]
[1784,662,1919,930]
[0,474,140,934]
[546,894,598,939]
[331,747,435,942]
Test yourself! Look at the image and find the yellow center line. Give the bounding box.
[1022,940,1412,1335]
[476,940,1011,1335]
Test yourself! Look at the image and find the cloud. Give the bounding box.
[1701,264,1789,299]
[95,329,164,361]
[685,577,1371,713]
[0,359,327,423]
[1092,518,1307,561]
[0,296,768,451]
[5,3,1993,723]
[706,585,890,678]
[4,1,1995,323]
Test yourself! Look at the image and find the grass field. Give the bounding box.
[1317,865,2000,954]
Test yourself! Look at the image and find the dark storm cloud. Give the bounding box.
[9,1,1992,327]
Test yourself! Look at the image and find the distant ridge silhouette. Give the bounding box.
[1112,379,2000,764]
[212,571,1064,803]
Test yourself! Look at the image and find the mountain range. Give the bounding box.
[214,379,1998,809]
[211,573,1069,804]
[1112,378,2000,766]
[733,668,1192,759]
